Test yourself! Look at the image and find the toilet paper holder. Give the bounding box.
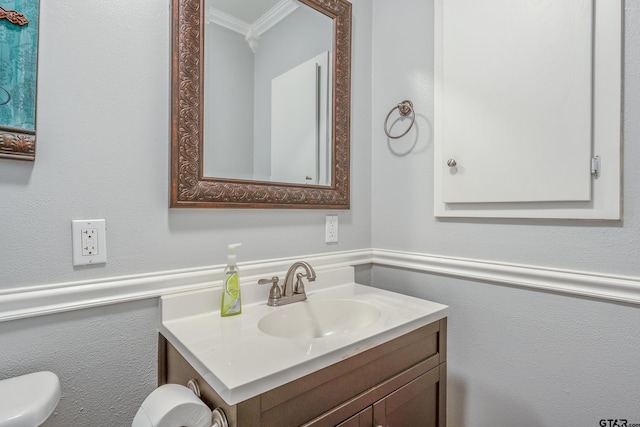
[187,379,229,427]
[186,379,201,397]
[211,409,228,427]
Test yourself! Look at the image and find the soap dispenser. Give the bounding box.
[221,243,242,317]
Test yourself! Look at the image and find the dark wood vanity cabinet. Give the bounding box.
[335,364,444,427]
[159,318,446,427]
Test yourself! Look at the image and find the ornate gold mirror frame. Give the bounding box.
[170,0,352,209]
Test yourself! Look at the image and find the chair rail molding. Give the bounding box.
[0,250,371,322]
[1,249,639,322]
[371,249,640,306]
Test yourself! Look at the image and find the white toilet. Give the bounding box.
[0,371,223,427]
[133,383,228,427]
[0,371,61,427]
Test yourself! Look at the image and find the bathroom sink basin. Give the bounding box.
[161,268,450,405]
[258,299,381,339]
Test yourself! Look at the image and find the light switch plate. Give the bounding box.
[72,219,107,266]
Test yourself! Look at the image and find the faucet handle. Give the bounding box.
[294,273,306,294]
[258,276,282,303]
[258,276,279,286]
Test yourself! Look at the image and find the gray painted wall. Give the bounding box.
[204,24,255,179]
[0,0,372,291]
[0,300,158,426]
[1,0,638,425]
[0,0,372,425]
[371,0,640,278]
[370,0,640,425]
[371,266,640,426]
[253,7,333,179]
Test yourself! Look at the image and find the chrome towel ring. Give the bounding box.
[384,100,415,139]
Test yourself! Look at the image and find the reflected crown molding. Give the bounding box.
[205,0,299,53]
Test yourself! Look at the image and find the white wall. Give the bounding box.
[0,0,372,425]
[371,0,640,425]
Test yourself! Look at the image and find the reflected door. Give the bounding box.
[270,51,330,185]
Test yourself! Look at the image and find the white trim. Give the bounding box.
[0,250,371,323]
[205,8,250,36]
[2,248,639,322]
[252,0,299,37]
[371,249,640,306]
[205,0,299,53]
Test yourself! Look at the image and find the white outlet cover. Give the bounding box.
[325,215,338,243]
[72,219,107,266]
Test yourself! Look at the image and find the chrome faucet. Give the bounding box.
[258,261,316,306]
[283,261,316,297]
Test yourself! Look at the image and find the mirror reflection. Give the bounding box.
[203,0,333,186]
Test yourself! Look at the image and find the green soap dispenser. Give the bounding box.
[221,243,242,317]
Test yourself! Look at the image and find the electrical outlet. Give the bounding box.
[72,219,107,266]
[325,215,338,243]
[81,227,98,255]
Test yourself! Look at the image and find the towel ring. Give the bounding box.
[384,100,415,139]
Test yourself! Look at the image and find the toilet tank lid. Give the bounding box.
[0,371,61,427]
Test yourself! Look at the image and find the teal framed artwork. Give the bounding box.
[0,0,39,161]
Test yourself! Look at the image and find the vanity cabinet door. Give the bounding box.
[336,407,373,427]
[372,364,445,427]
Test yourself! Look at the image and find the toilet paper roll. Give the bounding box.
[133,384,211,427]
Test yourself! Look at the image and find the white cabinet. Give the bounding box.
[434,0,622,219]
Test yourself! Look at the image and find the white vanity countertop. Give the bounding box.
[159,267,448,406]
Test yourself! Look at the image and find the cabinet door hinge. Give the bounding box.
[591,155,601,178]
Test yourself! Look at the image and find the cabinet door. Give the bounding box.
[434,0,623,220]
[440,0,593,204]
[373,366,444,427]
[337,407,373,427]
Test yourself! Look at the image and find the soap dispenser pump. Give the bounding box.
[221,243,242,317]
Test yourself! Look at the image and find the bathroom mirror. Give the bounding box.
[170,0,352,208]
[0,0,39,161]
